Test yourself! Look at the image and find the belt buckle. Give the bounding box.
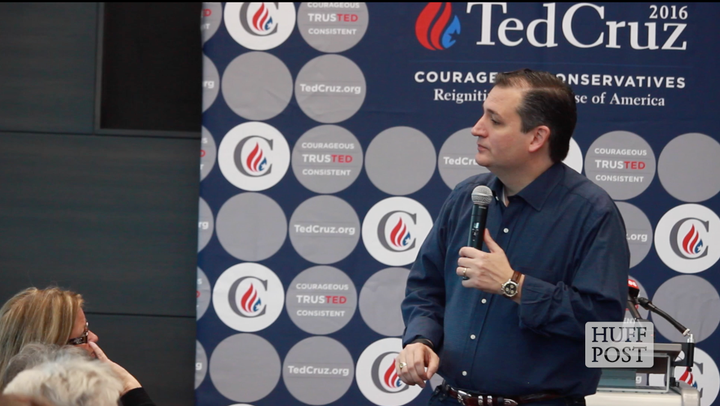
[455,389,470,404]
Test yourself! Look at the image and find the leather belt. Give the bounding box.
[441,382,567,406]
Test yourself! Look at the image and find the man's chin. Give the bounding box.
[475,156,490,168]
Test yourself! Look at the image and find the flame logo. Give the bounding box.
[679,367,698,388]
[682,224,704,256]
[246,142,268,173]
[252,3,274,32]
[383,362,403,390]
[240,283,263,314]
[389,218,411,248]
[415,2,461,50]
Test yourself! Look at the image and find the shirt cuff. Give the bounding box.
[407,337,434,350]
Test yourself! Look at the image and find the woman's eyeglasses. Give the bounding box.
[67,321,89,345]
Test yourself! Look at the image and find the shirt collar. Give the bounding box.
[487,162,566,211]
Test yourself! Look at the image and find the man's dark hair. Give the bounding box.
[494,69,577,163]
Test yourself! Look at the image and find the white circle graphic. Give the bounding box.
[212,263,285,332]
[563,138,583,174]
[356,338,424,406]
[362,197,433,266]
[654,204,720,273]
[673,347,720,406]
[218,122,290,191]
[224,3,296,50]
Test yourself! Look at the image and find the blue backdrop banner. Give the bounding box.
[196,3,720,405]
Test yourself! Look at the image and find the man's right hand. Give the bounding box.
[395,342,439,388]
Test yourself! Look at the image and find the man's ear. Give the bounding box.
[528,125,550,153]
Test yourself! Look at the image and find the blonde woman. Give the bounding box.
[0,287,155,406]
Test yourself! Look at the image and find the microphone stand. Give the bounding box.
[627,299,643,321]
[637,297,695,375]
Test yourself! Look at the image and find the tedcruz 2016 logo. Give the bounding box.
[416,2,688,51]
[416,2,461,50]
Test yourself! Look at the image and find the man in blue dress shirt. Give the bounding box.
[397,69,630,406]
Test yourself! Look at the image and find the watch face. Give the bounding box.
[502,281,518,297]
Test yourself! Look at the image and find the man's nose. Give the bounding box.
[471,117,486,137]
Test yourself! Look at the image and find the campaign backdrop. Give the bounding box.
[195,3,720,405]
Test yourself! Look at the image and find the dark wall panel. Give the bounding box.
[100,2,203,132]
[89,313,196,406]
[0,3,98,134]
[0,132,200,317]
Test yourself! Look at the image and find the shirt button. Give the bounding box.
[481,298,487,304]
[503,228,509,233]
[462,371,467,376]
[470,334,476,340]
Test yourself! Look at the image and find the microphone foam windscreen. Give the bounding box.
[471,185,493,207]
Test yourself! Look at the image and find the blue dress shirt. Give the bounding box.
[402,162,630,398]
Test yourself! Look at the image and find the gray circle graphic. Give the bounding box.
[366,127,436,195]
[195,340,207,389]
[437,127,490,189]
[202,55,220,112]
[222,52,293,121]
[198,197,214,252]
[201,3,222,43]
[295,55,366,123]
[200,126,217,181]
[216,193,287,261]
[584,131,656,200]
[651,275,720,343]
[289,195,360,264]
[286,266,357,335]
[658,133,720,202]
[283,336,354,405]
[291,125,364,194]
[297,3,369,53]
[615,202,653,268]
[359,267,409,336]
[209,334,281,403]
[197,267,211,320]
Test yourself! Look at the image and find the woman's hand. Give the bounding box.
[88,342,142,395]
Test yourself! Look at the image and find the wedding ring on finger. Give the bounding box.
[462,267,468,277]
[398,361,407,370]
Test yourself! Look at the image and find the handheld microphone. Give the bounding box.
[627,279,643,320]
[464,185,493,280]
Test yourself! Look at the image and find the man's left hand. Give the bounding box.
[457,229,519,299]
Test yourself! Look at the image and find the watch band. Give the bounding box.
[501,270,522,298]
